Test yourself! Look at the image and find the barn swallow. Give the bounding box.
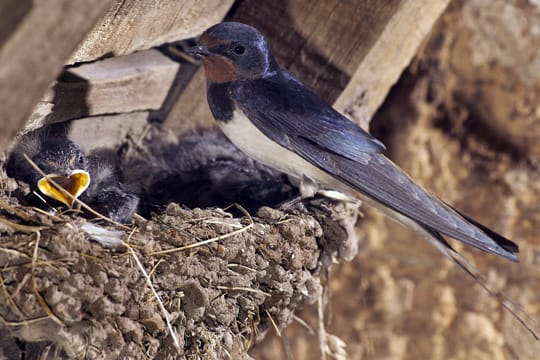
[186,22,520,264]
[6,130,139,223]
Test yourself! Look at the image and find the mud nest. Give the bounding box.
[0,132,360,359]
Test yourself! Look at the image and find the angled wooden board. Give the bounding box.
[69,0,235,64]
[0,0,110,153]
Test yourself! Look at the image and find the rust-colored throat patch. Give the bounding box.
[37,170,91,207]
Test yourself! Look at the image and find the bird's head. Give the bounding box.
[32,139,90,207]
[187,22,279,83]
[33,139,87,176]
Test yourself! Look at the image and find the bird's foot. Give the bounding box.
[278,195,310,212]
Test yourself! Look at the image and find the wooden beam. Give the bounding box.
[0,0,32,47]
[0,0,110,153]
[69,0,235,64]
[165,67,216,134]
[334,0,451,128]
[23,49,184,134]
[42,50,179,127]
[69,112,150,153]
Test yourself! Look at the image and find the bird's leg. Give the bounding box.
[278,174,317,211]
[279,175,358,211]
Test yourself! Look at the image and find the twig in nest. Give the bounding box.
[226,263,258,273]
[0,247,31,260]
[12,273,31,299]
[31,231,64,326]
[317,294,347,360]
[121,230,181,352]
[216,286,270,297]
[0,216,46,232]
[148,258,165,278]
[22,154,129,229]
[204,219,244,229]
[136,123,153,145]
[0,313,52,327]
[318,295,327,360]
[0,198,34,222]
[148,223,253,256]
[0,259,73,273]
[0,272,26,321]
[292,314,315,335]
[265,309,281,337]
[31,206,64,222]
[148,204,254,256]
[275,217,296,225]
[246,312,256,351]
[152,215,202,241]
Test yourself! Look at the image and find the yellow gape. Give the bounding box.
[37,170,91,207]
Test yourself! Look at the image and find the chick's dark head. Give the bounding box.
[29,138,91,208]
[32,138,88,176]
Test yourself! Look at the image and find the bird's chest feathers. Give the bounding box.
[207,82,235,121]
[218,110,342,192]
[218,110,299,175]
[202,56,239,83]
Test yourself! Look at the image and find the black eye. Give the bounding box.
[233,45,246,55]
[78,155,84,164]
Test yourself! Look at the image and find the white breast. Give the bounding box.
[218,110,351,194]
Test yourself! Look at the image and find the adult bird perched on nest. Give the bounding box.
[6,128,139,223]
[186,22,538,336]
[187,22,518,262]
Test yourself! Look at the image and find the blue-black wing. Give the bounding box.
[231,70,386,160]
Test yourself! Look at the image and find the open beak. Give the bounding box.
[185,45,212,57]
[37,169,91,207]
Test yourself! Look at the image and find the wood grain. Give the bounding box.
[334,0,451,128]
[69,0,235,64]
[69,112,150,153]
[0,0,110,153]
[44,50,180,126]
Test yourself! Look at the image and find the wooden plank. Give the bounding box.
[70,0,235,64]
[0,0,110,153]
[0,0,32,46]
[334,0,451,127]
[44,50,180,126]
[165,67,216,134]
[166,0,449,132]
[23,50,180,133]
[69,112,150,153]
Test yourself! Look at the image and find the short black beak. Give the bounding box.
[185,45,212,57]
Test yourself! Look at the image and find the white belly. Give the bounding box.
[218,110,350,194]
